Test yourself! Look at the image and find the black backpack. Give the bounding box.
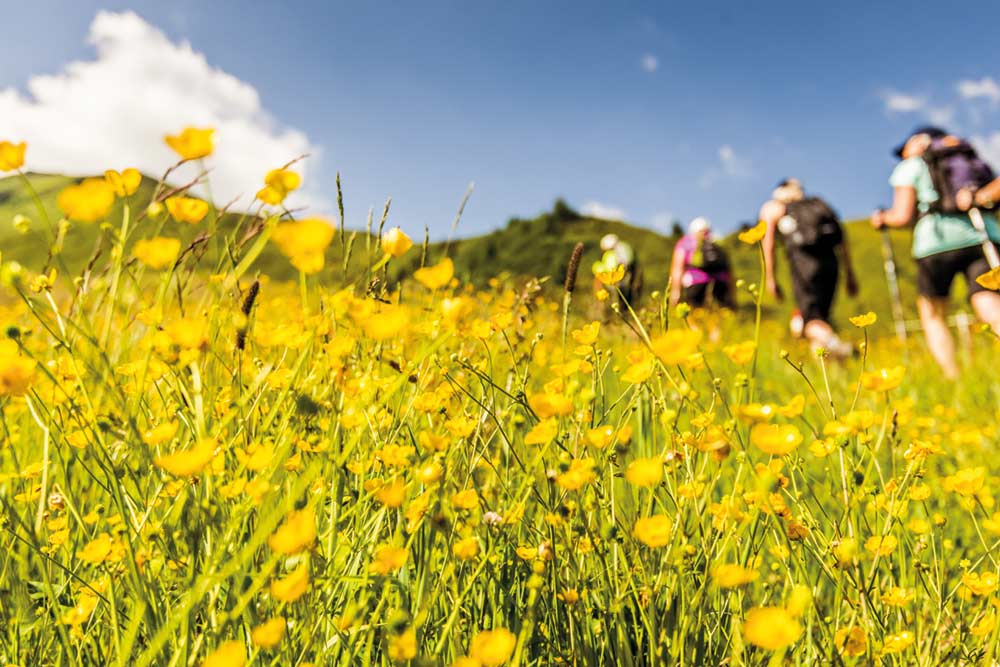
[922,137,996,214]
[692,238,730,273]
[778,197,843,251]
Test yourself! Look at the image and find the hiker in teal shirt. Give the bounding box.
[872,126,1000,379]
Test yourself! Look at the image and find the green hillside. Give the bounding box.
[0,173,931,336]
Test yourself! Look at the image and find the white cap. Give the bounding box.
[600,234,618,251]
[688,217,710,235]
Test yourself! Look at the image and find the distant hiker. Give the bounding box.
[595,233,642,307]
[760,178,858,358]
[871,126,1000,379]
[670,217,734,309]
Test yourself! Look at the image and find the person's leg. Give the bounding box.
[965,247,1000,332]
[917,296,958,379]
[971,291,1000,331]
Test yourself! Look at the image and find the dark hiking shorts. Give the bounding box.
[787,248,839,324]
[916,244,1000,299]
[683,280,732,308]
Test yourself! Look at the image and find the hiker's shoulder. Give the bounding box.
[890,156,926,186]
[759,199,785,221]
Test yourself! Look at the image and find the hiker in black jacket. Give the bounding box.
[760,178,858,358]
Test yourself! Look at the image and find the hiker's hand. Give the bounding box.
[870,210,886,229]
[955,188,974,211]
[846,271,859,297]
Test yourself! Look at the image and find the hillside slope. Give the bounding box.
[0,174,927,336]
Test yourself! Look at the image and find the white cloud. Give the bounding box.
[927,106,955,126]
[0,11,319,209]
[640,53,659,73]
[880,89,926,113]
[958,77,1000,104]
[581,201,628,221]
[700,144,750,189]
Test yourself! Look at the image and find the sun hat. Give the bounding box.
[600,234,618,251]
[688,217,710,235]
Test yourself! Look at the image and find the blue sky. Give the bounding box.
[3,1,1000,236]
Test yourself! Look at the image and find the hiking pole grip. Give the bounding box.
[969,207,1000,269]
[879,227,907,342]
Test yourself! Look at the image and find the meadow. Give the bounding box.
[1,134,1000,667]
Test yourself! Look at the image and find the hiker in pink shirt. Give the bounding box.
[670,217,734,308]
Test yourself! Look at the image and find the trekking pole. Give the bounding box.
[879,228,907,342]
[968,207,1000,269]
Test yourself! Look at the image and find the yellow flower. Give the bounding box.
[270,218,335,274]
[452,536,480,560]
[880,586,913,606]
[104,168,142,197]
[165,196,210,225]
[374,478,407,508]
[382,227,413,258]
[58,178,116,223]
[0,141,26,171]
[723,340,756,365]
[632,515,672,547]
[202,641,245,667]
[270,561,310,602]
[750,423,803,456]
[650,329,702,365]
[257,168,301,205]
[571,321,600,345]
[268,507,317,555]
[164,317,209,349]
[528,392,573,418]
[742,607,802,650]
[155,439,216,477]
[452,489,479,510]
[370,545,408,575]
[834,626,867,657]
[860,366,905,392]
[556,458,596,490]
[962,571,998,596]
[133,237,181,270]
[942,467,986,496]
[594,264,625,285]
[971,614,996,637]
[710,563,759,588]
[77,532,113,565]
[0,340,36,396]
[251,617,286,649]
[469,628,516,667]
[738,220,767,244]
[360,305,409,340]
[585,425,615,448]
[524,418,558,445]
[388,628,418,662]
[976,265,1000,290]
[776,394,805,418]
[849,311,877,327]
[165,127,214,160]
[864,534,897,557]
[624,457,663,487]
[414,257,455,289]
[881,631,914,655]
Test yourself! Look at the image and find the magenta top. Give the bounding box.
[676,235,730,287]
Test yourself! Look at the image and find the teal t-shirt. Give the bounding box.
[889,156,1000,259]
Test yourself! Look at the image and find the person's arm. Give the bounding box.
[669,244,685,306]
[975,177,1000,209]
[871,186,917,229]
[759,200,784,300]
